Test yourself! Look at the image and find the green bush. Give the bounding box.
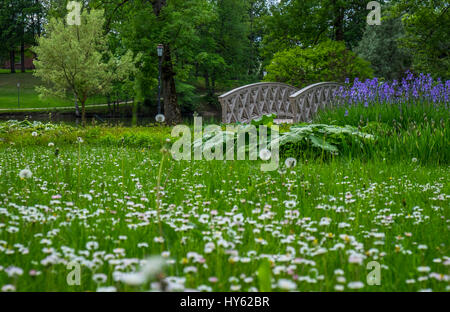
[264,40,373,88]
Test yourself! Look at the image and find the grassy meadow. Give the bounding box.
[0,72,107,110]
[0,98,448,292]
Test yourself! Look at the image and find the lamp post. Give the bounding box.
[17,82,20,108]
[156,44,163,118]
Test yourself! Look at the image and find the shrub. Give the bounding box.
[193,114,375,161]
[264,40,373,88]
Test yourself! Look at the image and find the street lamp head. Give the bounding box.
[157,44,164,57]
[17,82,20,88]
[155,114,165,123]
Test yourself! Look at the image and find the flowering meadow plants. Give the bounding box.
[323,72,449,128]
[0,73,448,292]
[335,72,449,107]
[316,73,450,164]
[0,127,448,292]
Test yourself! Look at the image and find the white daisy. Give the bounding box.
[347,281,364,289]
[277,279,297,290]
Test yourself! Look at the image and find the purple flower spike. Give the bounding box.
[335,71,449,109]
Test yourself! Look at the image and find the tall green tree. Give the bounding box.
[392,0,449,79]
[95,0,221,122]
[246,0,269,77]
[0,0,42,73]
[214,0,251,79]
[33,8,139,125]
[262,0,382,62]
[355,15,412,80]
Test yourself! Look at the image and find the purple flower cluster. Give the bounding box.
[335,72,450,107]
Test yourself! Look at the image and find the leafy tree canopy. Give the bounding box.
[392,0,449,79]
[355,15,412,80]
[33,8,139,125]
[264,40,373,88]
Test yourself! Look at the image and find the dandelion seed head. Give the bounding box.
[19,168,32,179]
[259,148,271,161]
[284,157,297,168]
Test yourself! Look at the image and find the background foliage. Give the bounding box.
[264,40,373,87]
[0,0,449,115]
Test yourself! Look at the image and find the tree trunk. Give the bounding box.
[333,1,344,41]
[161,44,182,124]
[74,92,80,117]
[204,70,211,96]
[152,0,182,124]
[81,98,87,127]
[10,50,15,73]
[152,0,166,16]
[132,98,137,127]
[21,41,25,73]
[107,95,111,116]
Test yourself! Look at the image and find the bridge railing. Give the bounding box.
[289,82,343,122]
[218,81,344,124]
[218,82,299,123]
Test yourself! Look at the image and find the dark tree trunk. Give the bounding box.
[10,50,16,73]
[204,70,211,96]
[132,98,137,127]
[152,0,182,124]
[333,1,344,41]
[81,99,86,127]
[107,95,111,116]
[21,41,25,73]
[162,44,182,124]
[74,92,80,117]
[152,0,166,16]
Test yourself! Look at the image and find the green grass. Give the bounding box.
[0,118,448,292]
[312,102,450,164]
[315,101,449,129]
[0,69,34,74]
[0,72,107,109]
